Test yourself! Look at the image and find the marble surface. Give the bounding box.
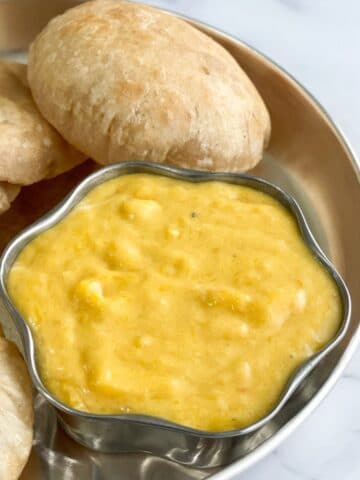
[145,1,359,479]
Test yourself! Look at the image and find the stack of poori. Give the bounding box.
[0,1,270,477]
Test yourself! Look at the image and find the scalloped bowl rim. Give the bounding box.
[0,161,352,439]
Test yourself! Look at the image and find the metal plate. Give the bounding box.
[0,1,359,479]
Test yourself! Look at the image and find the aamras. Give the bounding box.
[7,173,342,431]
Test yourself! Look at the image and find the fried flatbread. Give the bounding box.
[0,60,86,185]
[28,0,270,172]
[0,182,20,214]
[0,337,33,480]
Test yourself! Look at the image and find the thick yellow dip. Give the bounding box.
[8,174,341,431]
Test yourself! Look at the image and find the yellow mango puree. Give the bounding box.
[8,174,341,431]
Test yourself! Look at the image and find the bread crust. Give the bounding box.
[28,0,270,171]
[0,337,33,480]
[0,60,86,185]
[0,182,20,214]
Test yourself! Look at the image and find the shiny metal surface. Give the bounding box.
[0,161,351,468]
[0,1,359,479]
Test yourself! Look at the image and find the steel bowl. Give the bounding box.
[0,161,351,468]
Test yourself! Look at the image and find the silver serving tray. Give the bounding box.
[0,1,359,479]
[0,162,351,468]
